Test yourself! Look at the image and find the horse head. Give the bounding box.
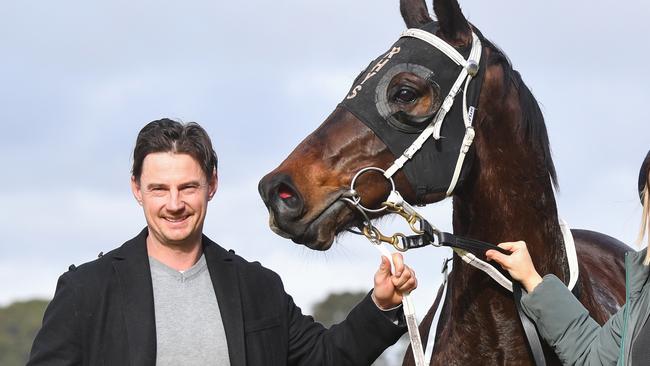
[259,0,556,254]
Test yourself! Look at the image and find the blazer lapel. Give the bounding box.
[112,229,157,366]
[204,237,246,366]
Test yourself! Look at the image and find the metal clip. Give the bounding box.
[407,215,425,235]
[383,201,425,235]
[362,226,408,251]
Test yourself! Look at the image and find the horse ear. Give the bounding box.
[433,0,471,44]
[400,0,433,28]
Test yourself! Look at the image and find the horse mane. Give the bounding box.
[483,38,559,189]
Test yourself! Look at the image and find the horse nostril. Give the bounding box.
[278,183,294,200]
[258,173,305,220]
[275,182,301,213]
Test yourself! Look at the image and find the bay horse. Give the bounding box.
[258,0,629,364]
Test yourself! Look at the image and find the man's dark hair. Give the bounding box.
[132,118,218,183]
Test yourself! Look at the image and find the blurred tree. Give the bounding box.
[312,291,367,328]
[0,299,48,366]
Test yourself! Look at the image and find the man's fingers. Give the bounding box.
[376,256,392,278]
[391,265,414,288]
[381,256,391,271]
[397,276,418,292]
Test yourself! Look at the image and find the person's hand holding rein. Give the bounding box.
[373,253,418,310]
[486,241,543,293]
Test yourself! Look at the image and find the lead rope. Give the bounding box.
[341,168,427,366]
[373,243,427,366]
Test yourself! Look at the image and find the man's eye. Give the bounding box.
[393,88,418,104]
[149,188,167,197]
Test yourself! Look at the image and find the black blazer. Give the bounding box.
[28,229,405,365]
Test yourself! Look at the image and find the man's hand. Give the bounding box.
[486,241,543,293]
[372,253,417,310]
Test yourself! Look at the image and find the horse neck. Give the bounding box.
[450,124,568,285]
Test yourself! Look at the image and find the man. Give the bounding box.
[28,119,417,365]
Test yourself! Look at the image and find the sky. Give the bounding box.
[0,0,648,345]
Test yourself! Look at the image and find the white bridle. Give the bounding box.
[379,27,579,292]
[380,27,580,291]
[383,28,482,197]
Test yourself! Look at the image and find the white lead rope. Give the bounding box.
[373,244,427,366]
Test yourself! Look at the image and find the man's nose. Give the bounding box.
[166,189,185,211]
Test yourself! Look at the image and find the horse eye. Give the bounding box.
[393,88,418,104]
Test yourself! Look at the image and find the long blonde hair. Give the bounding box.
[638,174,650,265]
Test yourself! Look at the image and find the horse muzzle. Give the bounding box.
[258,172,354,250]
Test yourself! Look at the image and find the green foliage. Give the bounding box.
[0,299,49,366]
[312,291,366,328]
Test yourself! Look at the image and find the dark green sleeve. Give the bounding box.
[520,275,623,366]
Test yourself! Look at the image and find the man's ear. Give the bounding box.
[208,169,218,201]
[131,176,143,205]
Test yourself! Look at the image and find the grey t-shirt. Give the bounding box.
[149,254,231,366]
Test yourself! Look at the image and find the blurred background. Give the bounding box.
[1,0,648,364]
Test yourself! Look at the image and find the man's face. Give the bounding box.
[131,152,217,248]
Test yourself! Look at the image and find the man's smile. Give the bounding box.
[162,215,191,224]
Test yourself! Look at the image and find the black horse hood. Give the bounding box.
[339,22,485,198]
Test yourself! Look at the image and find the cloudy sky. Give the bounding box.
[1,0,648,337]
